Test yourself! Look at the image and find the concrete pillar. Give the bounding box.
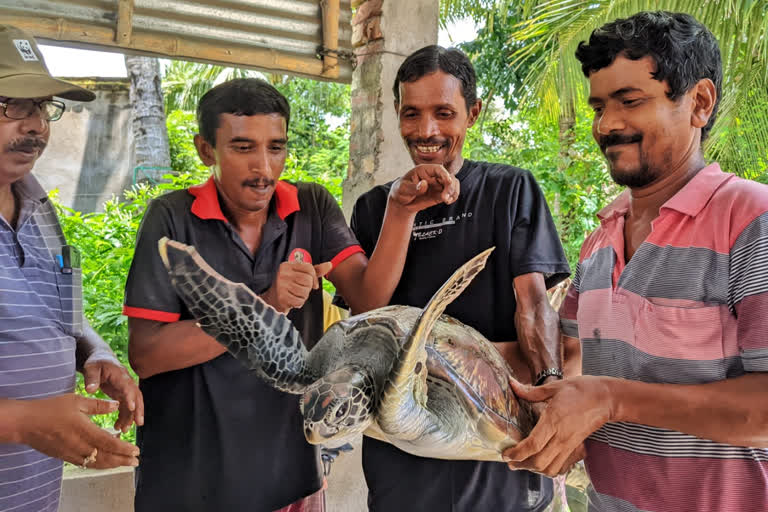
[344,0,439,216]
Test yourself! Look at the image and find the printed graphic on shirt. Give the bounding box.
[13,39,38,61]
[412,211,473,241]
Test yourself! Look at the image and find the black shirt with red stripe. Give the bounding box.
[124,177,362,511]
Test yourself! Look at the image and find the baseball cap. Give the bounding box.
[0,24,95,102]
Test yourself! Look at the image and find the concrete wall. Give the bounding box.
[343,0,439,217]
[33,78,134,212]
[60,466,135,512]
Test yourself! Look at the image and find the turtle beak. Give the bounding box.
[304,422,337,444]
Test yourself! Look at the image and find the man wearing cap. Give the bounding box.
[0,25,143,512]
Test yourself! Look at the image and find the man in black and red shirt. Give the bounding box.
[123,78,458,511]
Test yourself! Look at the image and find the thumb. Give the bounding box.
[314,262,333,279]
[509,377,554,403]
[78,396,120,416]
[83,363,102,394]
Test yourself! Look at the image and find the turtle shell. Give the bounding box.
[335,305,535,440]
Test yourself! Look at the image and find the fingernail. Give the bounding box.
[131,459,139,467]
[129,401,135,411]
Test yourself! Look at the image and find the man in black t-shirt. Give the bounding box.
[346,46,574,511]
[123,78,460,512]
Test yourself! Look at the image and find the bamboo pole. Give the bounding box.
[320,0,341,79]
[116,0,134,45]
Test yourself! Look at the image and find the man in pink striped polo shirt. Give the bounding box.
[503,11,768,512]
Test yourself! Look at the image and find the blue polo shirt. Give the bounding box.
[123,176,363,511]
[0,174,81,512]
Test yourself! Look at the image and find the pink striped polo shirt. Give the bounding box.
[560,163,768,512]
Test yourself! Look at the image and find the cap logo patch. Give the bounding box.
[13,39,38,62]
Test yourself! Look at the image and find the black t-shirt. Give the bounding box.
[123,178,361,511]
[349,160,570,511]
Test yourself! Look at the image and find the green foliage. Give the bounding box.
[463,102,617,266]
[167,110,208,177]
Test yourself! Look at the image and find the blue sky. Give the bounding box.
[39,19,478,78]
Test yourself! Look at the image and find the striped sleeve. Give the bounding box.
[729,211,768,372]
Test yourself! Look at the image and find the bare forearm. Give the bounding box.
[609,372,768,447]
[0,399,24,443]
[339,201,415,314]
[514,275,561,377]
[75,321,117,371]
[128,318,226,378]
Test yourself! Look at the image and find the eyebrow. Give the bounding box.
[399,103,456,111]
[228,137,287,144]
[588,87,645,105]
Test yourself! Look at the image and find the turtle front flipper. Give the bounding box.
[158,237,316,394]
[377,247,494,437]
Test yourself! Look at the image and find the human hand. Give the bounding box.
[262,261,333,313]
[15,394,140,469]
[503,376,614,477]
[83,352,144,432]
[389,164,459,212]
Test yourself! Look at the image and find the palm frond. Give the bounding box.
[162,60,263,112]
[505,0,768,177]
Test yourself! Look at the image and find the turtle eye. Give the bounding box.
[327,400,350,424]
[336,401,349,419]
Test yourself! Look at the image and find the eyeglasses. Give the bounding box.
[0,98,66,122]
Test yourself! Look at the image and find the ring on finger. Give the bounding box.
[81,448,98,469]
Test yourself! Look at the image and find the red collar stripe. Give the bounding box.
[188,176,300,222]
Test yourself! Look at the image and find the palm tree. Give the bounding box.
[442,0,768,178]
[161,60,262,112]
[125,55,171,183]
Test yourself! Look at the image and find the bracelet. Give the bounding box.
[534,368,563,386]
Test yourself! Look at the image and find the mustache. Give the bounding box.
[6,136,47,153]
[242,177,275,187]
[599,133,642,151]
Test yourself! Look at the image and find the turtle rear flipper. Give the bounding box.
[378,247,494,436]
[158,237,316,393]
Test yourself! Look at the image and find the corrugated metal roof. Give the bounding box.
[0,0,353,82]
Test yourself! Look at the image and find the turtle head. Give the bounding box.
[299,365,375,444]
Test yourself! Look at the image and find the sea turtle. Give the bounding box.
[157,238,535,461]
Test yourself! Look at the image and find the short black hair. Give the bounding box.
[575,11,722,140]
[196,78,290,147]
[393,45,477,112]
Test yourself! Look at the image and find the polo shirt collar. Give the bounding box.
[188,176,300,222]
[13,173,48,204]
[597,162,729,224]
[660,163,730,217]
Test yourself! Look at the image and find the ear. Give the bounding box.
[467,99,482,128]
[690,78,717,130]
[394,100,400,119]
[194,134,217,167]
